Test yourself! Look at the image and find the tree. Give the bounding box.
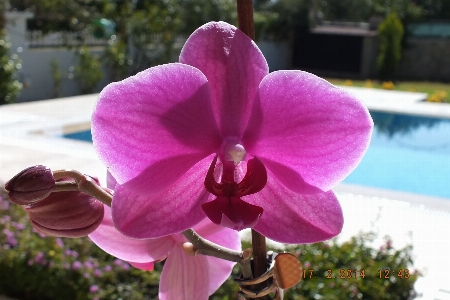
[9,0,105,33]
[74,46,103,94]
[1,1,23,104]
[254,0,309,41]
[377,12,404,80]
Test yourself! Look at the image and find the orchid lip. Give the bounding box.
[203,154,267,230]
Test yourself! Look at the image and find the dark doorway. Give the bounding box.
[293,32,363,73]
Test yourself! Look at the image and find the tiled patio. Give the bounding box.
[1,87,449,299]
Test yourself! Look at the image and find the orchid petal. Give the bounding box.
[92,63,221,185]
[106,171,117,189]
[116,153,210,196]
[205,256,235,295]
[191,218,241,294]
[245,169,343,244]
[180,21,269,137]
[89,205,174,262]
[243,70,373,192]
[112,154,215,239]
[159,245,210,300]
[128,261,154,271]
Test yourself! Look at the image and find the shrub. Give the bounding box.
[377,12,404,80]
[213,234,420,300]
[74,46,103,95]
[427,90,449,103]
[382,81,395,90]
[0,185,420,299]
[0,30,22,105]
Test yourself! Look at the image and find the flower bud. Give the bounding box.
[25,191,104,238]
[5,165,55,205]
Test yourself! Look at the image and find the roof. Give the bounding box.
[311,21,378,37]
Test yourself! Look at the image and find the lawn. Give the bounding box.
[325,78,450,103]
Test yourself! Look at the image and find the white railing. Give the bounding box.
[27,30,109,48]
[26,30,187,49]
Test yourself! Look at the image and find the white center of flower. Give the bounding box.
[222,143,247,166]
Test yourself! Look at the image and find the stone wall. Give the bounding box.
[398,37,450,82]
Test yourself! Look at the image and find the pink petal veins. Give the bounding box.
[243,70,373,193]
[245,168,344,244]
[180,21,268,137]
[112,154,215,239]
[92,63,221,186]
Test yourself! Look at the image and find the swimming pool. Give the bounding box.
[63,111,450,199]
[344,111,450,199]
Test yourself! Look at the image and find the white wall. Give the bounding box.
[6,12,294,102]
[6,12,109,102]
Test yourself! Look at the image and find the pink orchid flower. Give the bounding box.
[89,205,241,300]
[92,21,373,243]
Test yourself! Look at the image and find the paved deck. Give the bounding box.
[1,87,449,299]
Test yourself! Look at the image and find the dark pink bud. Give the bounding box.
[25,191,104,238]
[5,165,55,205]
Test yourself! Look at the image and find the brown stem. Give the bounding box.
[236,2,271,298]
[237,0,255,40]
[251,229,267,277]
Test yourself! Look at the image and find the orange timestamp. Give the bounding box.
[302,269,367,279]
[378,269,410,279]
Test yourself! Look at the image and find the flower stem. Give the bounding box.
[236,2,271,298]
[181,229,251,264]
[237,0,255,40]
[251,229,267,277]
[237,0,268,278]
[52,170,112,206]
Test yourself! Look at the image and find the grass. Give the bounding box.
[325,78,450,103]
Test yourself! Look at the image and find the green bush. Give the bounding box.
[0,186,160,300]
[214,235,420,300]
[0,30,22,105]
[377,12,404,80]
[1,185,420,299]
[74,46,103,95]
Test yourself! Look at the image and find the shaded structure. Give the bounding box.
[293,21,378,79]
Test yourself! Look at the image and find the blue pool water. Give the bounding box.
[64,111,450,199]
[64,130,92,142]
[344,111,450,199]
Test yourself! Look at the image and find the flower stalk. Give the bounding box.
[52,170,112,206]
[237,0,255,40]
[236,1,270,295]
